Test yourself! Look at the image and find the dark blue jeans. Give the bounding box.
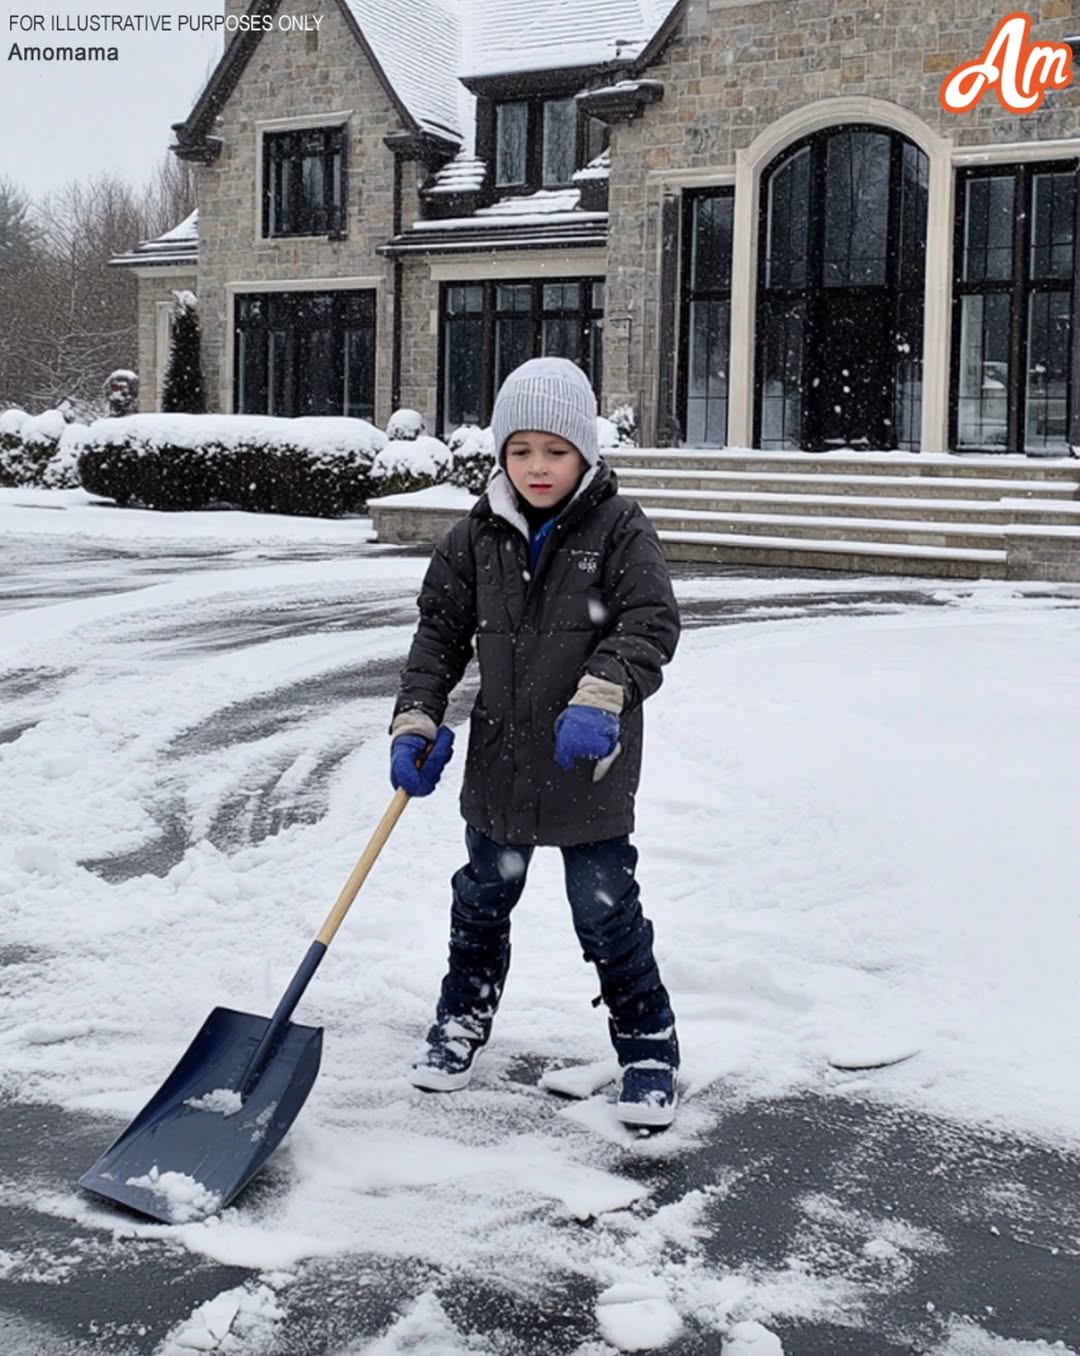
[435,824,677,1057]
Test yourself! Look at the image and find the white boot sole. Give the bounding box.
[615,1093,678,1129]
[409,1056,479,1093]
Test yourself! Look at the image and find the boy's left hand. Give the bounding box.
[553,705,619,771]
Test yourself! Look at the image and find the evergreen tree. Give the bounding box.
[160,290,206,414]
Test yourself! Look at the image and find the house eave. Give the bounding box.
[378,220,608,257]
[577,80,664,123]
[459,60,631,98]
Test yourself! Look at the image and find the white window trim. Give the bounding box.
[254,111,352,245]
[721,97,954,453]
[223,276,381,416]
[428,251,604,282]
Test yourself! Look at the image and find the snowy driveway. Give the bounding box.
[1,491,1079,1356]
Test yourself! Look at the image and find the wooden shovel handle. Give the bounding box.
[315,787,410,946]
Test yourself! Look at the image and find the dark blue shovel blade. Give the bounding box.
[79,1006,322,1223]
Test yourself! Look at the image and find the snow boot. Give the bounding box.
[611,1023,680,1129]
[410,1013,489,1092]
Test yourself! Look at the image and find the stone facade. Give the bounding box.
[607,0,1080,445]
[133,0,1080,452]
[194,0,403,423]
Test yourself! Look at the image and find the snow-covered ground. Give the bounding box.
[1,489,1079,1355]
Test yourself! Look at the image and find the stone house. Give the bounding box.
[115,0,1080,457]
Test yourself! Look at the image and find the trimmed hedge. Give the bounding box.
[77,414,384,516]
[0,408,85,488]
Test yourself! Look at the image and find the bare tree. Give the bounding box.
[0,155,199,415]
[140,151,197,239]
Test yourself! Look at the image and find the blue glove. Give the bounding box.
[390,726,455,796]
[553,706,619,772]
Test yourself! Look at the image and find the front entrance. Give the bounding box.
[755,127,929,452]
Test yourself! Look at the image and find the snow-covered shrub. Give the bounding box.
[368,432,452,497]
[606,404,638,447]
[385,408,425,441]
[446,424,495,494]
[78,414,386,516]
[0,407,84,487]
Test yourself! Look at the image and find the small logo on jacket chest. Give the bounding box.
[569,549,600,574]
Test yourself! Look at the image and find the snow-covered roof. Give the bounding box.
[426,153,487,196]
[110,210,199,269]
[573,148,611,182]
[385,186,606,253]
[342,0,464,142]
[459,0,679,80]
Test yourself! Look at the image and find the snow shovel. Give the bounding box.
[79,787,411,1224]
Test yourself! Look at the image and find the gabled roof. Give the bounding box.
[173,0,684,159]
[340,0,463,142]
[173,0,466,158]
[110,210,199,268]
[459,0,682,80]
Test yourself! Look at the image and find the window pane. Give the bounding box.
[823,130,891,287]
[496,315,533,387]
[592,281,606,311]
[690,193,733,292]
[956,293,1011,447]
[963,177,1015,282]
[543,282,581,311]
[268,330,290,416]
[542,316,582,363]
[893,290,923,452]
[686,299,730,446]
[496,284,531,313]
[344,328,375,422]
[898,142,929,291]
[444,314,484,427]
[765,146,810,289]
[447,285,484,316]
[496,103,528,187]
[759,299,805,449]
[585,115,609,165]
[542,98,577,185]
[1025,289,1071,452]
[1031,173,1075,280]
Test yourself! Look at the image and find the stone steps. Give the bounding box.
[603,449,1080,579]
[629,487,1080,526]
[614,468,1079,501]
[606,448,1080,480]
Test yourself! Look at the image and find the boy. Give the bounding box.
[389,357,681,1127]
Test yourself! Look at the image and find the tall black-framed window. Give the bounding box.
[755,126,928,452]
[952,161,1078,453]
[679,188,733,446]
[262,126,346,238]
[439,278,604,433]
[493,97,601,191]
[234,289,375,419]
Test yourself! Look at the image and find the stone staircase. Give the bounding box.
[367,448,1080,581]
[606,449,1080,580]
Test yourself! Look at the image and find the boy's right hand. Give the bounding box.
[390,726,455,796]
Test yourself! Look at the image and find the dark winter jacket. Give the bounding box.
[393,460,680,846]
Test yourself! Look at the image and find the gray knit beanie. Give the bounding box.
[491,357,599,467]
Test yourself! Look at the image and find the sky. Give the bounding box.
[1,0,222,201]
[2,485,1080,1350]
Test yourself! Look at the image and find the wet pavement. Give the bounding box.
[2,534,1080,1352]
[2,1082,1078,1353]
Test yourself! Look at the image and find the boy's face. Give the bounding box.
[504,431,586,509]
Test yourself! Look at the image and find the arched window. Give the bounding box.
[756,126,929,451]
